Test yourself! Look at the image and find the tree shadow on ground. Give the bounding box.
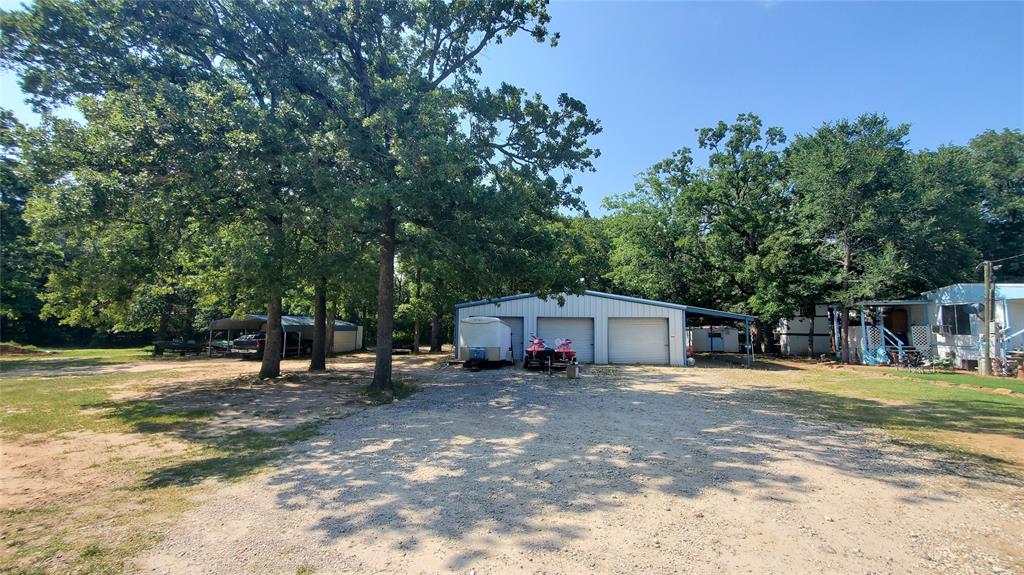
[0,357,125,376]
[82,368,376,487]
[691,353,800,370]
[256,367,1020,571]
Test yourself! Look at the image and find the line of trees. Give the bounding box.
[597,114,1022,358]
[1,0,601,386]
[2,4,1020,371]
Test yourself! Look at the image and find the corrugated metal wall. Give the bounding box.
[456,293,685,365]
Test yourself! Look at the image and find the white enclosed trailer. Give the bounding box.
[458,316,514,364]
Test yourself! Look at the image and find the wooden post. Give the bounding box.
[981,260,993,376]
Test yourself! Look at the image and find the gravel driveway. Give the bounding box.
[137,363,1023,574]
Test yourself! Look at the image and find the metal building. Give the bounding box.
[454,290,755,367]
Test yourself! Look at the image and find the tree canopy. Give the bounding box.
[1,3,1020,367]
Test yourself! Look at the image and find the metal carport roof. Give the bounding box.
[455,290,757,322]
[208,314,359,331]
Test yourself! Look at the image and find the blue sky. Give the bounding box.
[3,1,1022,214]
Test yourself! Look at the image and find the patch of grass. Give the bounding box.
[0,346,153,373]
[881,368,1024,394]
[1,366,352,574]
[360,379,418,404]
[79,543,105,559]
[89,400,215,434]
[764,367,1024,470]
[3,497,177,575]
[0,370,178,436]
[296,565,317,575]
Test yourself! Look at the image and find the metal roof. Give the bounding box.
[921,283,1024,303]
[455,290,757,321]
[854,299,930,307]
[209,314,359,331]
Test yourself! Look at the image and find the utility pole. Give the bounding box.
[980,260,993,376]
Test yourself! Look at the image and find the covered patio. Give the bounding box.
[850,299,934,365]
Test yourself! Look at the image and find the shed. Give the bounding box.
[207,314,363,353]
[454,290,756,367]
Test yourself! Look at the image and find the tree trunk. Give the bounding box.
[751,320,767,354]
[156,294,172,342]
[371,203,396,390]
[325,303,336,358]
[411,267,422,354]
[761,328,778,355]
[840,240,852,364]
[310,276,327,372]
[430,314,442,352]
[259,292,283,379]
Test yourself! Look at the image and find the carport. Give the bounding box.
[207,314,363,355]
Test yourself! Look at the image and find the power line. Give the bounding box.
[990,252,1024,265]
[976,252,1024,270]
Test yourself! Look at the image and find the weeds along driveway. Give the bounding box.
[138,365,1023,575]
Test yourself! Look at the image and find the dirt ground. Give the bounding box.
[132,361,1024,575]
[2,353,435,574]
[1,355,396,512]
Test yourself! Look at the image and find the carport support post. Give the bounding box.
[745,319,753,367]
[682,309,687,368]
[859,308,868,365]
[207,328,213,357]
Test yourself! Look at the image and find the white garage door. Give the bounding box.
[332,330,358,353]
[537,317,594,363]
[496,316,524,363]
[608,318,670,364]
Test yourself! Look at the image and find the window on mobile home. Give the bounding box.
[939,304,973,335]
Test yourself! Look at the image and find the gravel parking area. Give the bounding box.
[137,363,1023,574]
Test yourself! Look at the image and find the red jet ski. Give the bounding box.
[524,335,553,369]
[553,338,576,365]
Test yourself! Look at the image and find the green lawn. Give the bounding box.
[764,365,1024,471]
[882,368,1024,394]
[1,370,176,436]
[0,345,154,374]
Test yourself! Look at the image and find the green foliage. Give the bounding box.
[603,114,806,324]
[596,112,1016,348]
[969,129,1024,280]
[2,0,601,382]
[786,113,915,306]
[0,0,1018,362]
[0,110,44,322]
